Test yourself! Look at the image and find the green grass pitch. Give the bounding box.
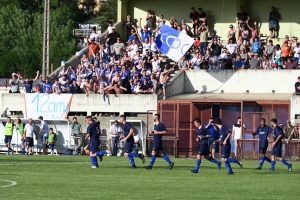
[0,155,299,199]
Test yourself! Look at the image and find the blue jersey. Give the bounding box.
[252,39,260,53]
[234,60,244,68]
[195,126,209,144]
[273,125,283,148]
[87,121,100,143]
[154,122,167,140]
[204,123,219,140]
[140,29,153,42]
[219,125,230,145]
[140,76,150,85]
[123,122,133,142]
[131,83,136,94]
[23,80,33,93]
[43,82,52,93]
[255,125,273,147]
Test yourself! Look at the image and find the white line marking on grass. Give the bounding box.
[0,179,17,188]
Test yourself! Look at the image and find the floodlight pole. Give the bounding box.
[42,0,50,79]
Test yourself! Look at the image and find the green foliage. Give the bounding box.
[0,1,81,78]
[97,0,118,31]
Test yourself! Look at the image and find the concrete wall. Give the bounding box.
[184,70,300,94]
[119,0,300,40]
[158,70,185,99]
[0,93,157,117]
[290,96,300,122]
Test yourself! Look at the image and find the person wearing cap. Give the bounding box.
[38,116,49,155]
[294,76,300,95]
[109,120,123,156]
[87,36,100,64]
[264,40,275,61]
[106,27,121,52]
[24,118,37,155]
[293,42,300,63]
[138,18,153,43]
[232,117,246,159]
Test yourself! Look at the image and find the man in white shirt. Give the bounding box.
[24,118,37,155]
[38,116,49,155]
[293,42,300,63]
[232,117,246,159]
[109,120,123,156]
[226,39,238,60]
[190,52,203,70]
[128,39,139,58]
[151,55,162,76]
[90,27,100,44]
[142,38,150,55]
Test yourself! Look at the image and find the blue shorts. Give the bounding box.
[272,146,282,157]
[40,135,48,143]
[198,141,210,156]
[221,145,231,158]
[294,57,299,62]
[4,135,12,143]
[259,147,268,154]
[152,139,163,152]
[89,141,100,154]
[125,140,134,153]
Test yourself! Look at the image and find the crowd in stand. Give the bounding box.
[8,6,300,98]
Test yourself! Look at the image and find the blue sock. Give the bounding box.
[96,151,107,156]
[128,152,139,157]
[150,155,156,166]
[207,156,220,165]
[162,154,171,164]
[22,148,25,152]
[225,161,233,173]
[90,156,95,166]
[271,160,275,170]
[259,156,266,168]
[227,158,238,163]
[50,144,54,150]
[93,156,98,167]
[195,159,201,171]
[7,148,9,153]
[281,159,290,167]
[9,147,12,152]
[265,156,271,163]
[128,155,135,165]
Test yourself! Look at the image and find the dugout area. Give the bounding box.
[150,93,300,160]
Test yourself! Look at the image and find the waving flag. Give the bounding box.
[155,25,194,62]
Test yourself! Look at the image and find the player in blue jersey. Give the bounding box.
[119,115,145,168]
[85,116,107,168]
[146,114,174,170]
[253,118,273,170]
[269,118,292,172]
[191,118,222,173]
[205,118,220,159]
[214,118,242,175]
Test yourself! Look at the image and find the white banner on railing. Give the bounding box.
[24,94,73,119]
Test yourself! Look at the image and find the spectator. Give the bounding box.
[240,25,249,46]
[190,52,203,70]
[141,79,152,93]
[149,73,157,91]
[14,117,25,154]
[146,9,154,28]
[143,50,153,74]
[236,36,246,54]
[264,40,275,61]
[210,39,222,58]
[295,76,300,95]
[178,56,190,70]
[134,80,142,94]
[140,70,150,85]
[70,80,82,94]
[23,70,39,93]
[189,7,198,35]
[181,20,191,36]
[292,37,298,48]
[232,117,246,159]
[62,78,72,94]
[273,44,282,68]
[113,37,125,60]
[71,117,82,154]
[105,81,127,94]
[285,58,298,70]
[38,116,48,155]
[282,41,291,66]
[250,36,261,54]
[236,6,250,36]
[81,52,89,68]
[282,35,292,47]
[234,55,245,69]
[262,60,271,70]
[128,39,139,58]
[9,72,22,93]
[24,118,37,155]
[250,53,262,70]
[159,67,173,100]
[240,48,249,67]
[177,25,187,35]
[109,120,123,156]
[284,120,294,140]
[293,42,300,63]
[221,53,234,70]
[138,18,153,43]
[246,21,259,44]
[227,25,236,42]
[152,55,162,77]
[198,23,209,55]
[132,52,143,71]
[211,30,218,40]
[208,52,219,70]
[197,8,207,33]
[106,27,120,52]
[124,15,132,38]
[90,26,100,44]
[84,78,94,96]
[142,38,150,55]
[269,6,280,38]
[58,66,67,78]
[121,52,132,66]
[226,39,238,60]
[52,79,61,94]
[194,36,200,51]
[87,37,100,64]
[150,36,158,54]
[42,76,52,94]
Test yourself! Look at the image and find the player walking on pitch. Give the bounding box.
[146,114,174,170]
[214,118,242,175]
[191,118,222,173]
[269,118,292,172]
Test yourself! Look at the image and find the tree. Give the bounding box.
[98,0,117,31]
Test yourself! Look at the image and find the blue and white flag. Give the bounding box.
[155,25,194,62]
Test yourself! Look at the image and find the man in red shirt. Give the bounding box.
[87,37,100,64]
